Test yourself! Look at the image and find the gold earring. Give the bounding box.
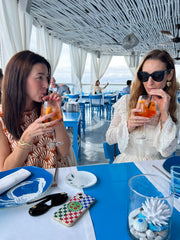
[167,80,171,87]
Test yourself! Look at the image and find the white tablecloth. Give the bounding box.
[0,167,96,240]
[135,159,180,212]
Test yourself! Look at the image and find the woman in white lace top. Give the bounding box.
[106,49,180,163]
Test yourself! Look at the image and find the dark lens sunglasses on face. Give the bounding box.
[138,69,171,82]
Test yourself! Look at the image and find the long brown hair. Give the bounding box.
[129,49,178,123]
[2,50,51,139]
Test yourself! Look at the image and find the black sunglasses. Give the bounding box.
[138,69,171,82]
[27,192,68,216]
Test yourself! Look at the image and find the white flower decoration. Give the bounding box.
[142,197,171,226]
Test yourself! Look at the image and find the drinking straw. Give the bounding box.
[148,95,152,108]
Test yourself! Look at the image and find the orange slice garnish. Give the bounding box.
[45,106,53,115]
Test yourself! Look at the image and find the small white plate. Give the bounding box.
[65,171,97,188]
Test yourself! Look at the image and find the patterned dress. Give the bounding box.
[0,106,70,168]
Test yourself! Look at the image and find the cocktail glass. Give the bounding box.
[135,95,156,141]
[171,165,180,198]
[41,100,63,147]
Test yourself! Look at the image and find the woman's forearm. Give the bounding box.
[0,126,34,171]
[54,121,71,158]
[106,126,118,145]
[156,115,178,156]
[0,144,31,171]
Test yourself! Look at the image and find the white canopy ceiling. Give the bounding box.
[22,0,180,59]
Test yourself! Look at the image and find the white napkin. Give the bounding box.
[0,169,31,195]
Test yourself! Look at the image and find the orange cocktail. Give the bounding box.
[41,101,63,147]
[135,98,156,118]
[41,101,63,124]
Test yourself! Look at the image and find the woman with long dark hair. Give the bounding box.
[0,50,74,171]
[106,49,180,163]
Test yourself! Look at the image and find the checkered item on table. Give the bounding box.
[53,193,95,227]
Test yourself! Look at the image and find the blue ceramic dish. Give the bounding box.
[0,166,53,208]
[163,156,180,173]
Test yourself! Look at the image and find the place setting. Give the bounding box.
[163,156,180,173]
[0,164,98,220]
[0,166,53,208]
[153,156,180,198]
[163,156,180,199]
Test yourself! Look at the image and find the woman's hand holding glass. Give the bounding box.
[128,109,150,133]
[40,112,61,129]
[19,93,63,148]
[18,112,57,148]
[41,93,63,147]
[136,95,156,140]
[149,89,170,122]
[128,95,157,141]
[128,107,151,134]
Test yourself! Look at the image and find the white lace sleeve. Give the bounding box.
[106,95,130,152]
[155,103,180,157]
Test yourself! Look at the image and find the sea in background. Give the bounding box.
[30,26,180,94]
[53,44,133,93]
[53,44,180,94]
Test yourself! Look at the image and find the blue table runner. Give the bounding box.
[78,162,180,240]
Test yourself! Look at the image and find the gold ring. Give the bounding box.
[134,120,137,123]
[43,123,47,128]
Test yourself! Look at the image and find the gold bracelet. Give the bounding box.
[17,144,31,151]
[19,140,32,147]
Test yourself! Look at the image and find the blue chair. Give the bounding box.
[103,142,120,164]
[89,94,104,120]
[81,95,90,108]
[104,93,119,120]
[177,91,180,103]
[118,92,122,99]
[66,94,80,102]
[104,96,112,120]
[79,102,85,135]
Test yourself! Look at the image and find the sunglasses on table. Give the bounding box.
[138,69,171,82]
